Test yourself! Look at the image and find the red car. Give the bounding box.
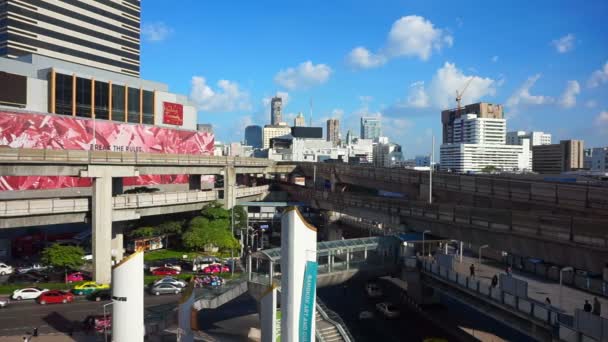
[201,264,230,274]
[37,290,74,305]
[151,267,179,276]
[66,272,89,283]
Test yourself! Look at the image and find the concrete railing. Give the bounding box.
[0,147,273,167]
[0,197,89,216]
[113,190,219,209]
[236,185,270,198]
[316,296,353,342]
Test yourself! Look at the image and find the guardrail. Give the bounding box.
[0,197,89,216]
[235,185,270,198]
[0,147,273,167]
[316,296,354,342]
[113,190,219,209]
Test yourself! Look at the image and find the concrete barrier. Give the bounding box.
[467,278,478,291]
[448,270,457,282]
[457,275,467,287]
[491,288,502,301]
[559,325,579,342]
[533,304,549,322]
[517,298,532,314]
[479,283,491,296]
[504,293,516,307]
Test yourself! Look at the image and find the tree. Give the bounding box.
[130,226,157,238]
[231,206,248,230]
[157,220,184,236]
[481,165,498,174]
[200,201,230,221]
[181,209,240,253]
[41,244,85,282]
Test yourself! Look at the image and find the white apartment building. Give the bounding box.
[507,131,552,149]
[346,138,374,163]
[262,124,291,149]
[440,113,531,173]
[268,136,348,162]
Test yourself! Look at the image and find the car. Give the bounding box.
[365,282,383,298]
[73,282,110,296]
[0,298,9,308]
[376,302,400,318]
[201,264,230,274]
[86,289,112,302]
[66,271,89,283]
[149,283,182,296]
[38,290,74,305]
[12,287,49,300]
[152,277,187,288]
[16,263,49,274]
[151,267,179,276]
[7,273,45,284]
[0,263,14,275]
[192,256,222,272]
[149,260,182,273]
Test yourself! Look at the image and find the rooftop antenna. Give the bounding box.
[309,97,313,126]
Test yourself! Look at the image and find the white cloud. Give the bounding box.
[429,62,496,109]
[141,22,173,42]
[491,55,499,63]
[189,76,251,112]
[559,80,580,108]
[406,81,430,108]
[551,34,575,53]
[586,100,598,108]
[347,15,452,69]
[274,61,332,90]
[596,111,608,132]
[347,47,387,68]
[331,108,345,119]
[506,74,554,108]
[587,61,608,88]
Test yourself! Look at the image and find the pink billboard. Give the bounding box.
[0,111,214,191]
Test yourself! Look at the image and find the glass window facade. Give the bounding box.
[55,73,72,115]
[94,81,109,120]
[111,84,126,121]
[142,90,154,125]
[127,87,140,123]
[75,77,92,117]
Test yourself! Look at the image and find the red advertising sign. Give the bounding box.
[163,102,183,125]
[0,110,214,191]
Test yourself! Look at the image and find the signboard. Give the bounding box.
[299,260,318,342]
[163,102,184,125]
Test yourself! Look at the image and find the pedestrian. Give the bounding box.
[33,328,38,337]
[470,263,475,278]
[545,297,551,306]
[584,300,592,313]
[593,297,602,316]
[491,274,498,288]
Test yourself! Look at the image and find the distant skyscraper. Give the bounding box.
[441,102,503,144]
[196,124,213,134]
[271,97,282,125]
[360,117,381,140]
[294,113,306,127]
[327,119,340,146]
[245,125,263,148]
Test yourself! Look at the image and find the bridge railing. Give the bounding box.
[113,190,219,209]
[235,185,270,198]
[0,197,89,216]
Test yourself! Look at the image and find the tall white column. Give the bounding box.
[112,223,125,263]
[113,251,144,342]
[92,174,113,284]
[223,166,236,209]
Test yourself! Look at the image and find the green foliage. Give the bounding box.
[200,201,230,220]
[232,205,248,230]
[156,220,184,235]
[130,226,158,238]
[481,165,498,173]
[41,244,85,271]
[181,212,240,252]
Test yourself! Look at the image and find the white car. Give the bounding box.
[149,263,182,272]
[0,263,13,276]
[12,287,49,300]
[376,302,400,319]
[16,263,48,274]
[365,282,383,298]
[152,277,187,288]
[0,298,8,308]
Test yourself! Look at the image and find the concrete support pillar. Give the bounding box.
[189,175,201,191]
[459,241,464,263]
[330,171,337,192]
[346,249,350,270]
[269,261,274,282]
[223,166,236,209]
[112,223,125,263]
[247,255,252,281]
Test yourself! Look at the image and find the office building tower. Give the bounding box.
[507,131,551,149]
[245,125,263,148]
[532,140,584,174]
[584,147,608,172]
[360,117,381,140]
[0,0,141,76]
[263,124,291,149]
[197,124,213,134]
[294,112,306,126]
[327,119,340,146]
[441,102,503,144]
[271,96,282,125]
[373,142,403,167]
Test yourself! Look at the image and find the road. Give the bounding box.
[0,293,179,336]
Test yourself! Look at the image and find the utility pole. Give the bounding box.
[231,200,235,277]
[429,135,434,204]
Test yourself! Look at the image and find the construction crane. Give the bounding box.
[456,77,473,115]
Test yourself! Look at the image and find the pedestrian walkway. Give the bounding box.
[453,254,607,319]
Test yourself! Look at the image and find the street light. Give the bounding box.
[559,266,574,308]
[478,245,489,265]
[422,230,431,257]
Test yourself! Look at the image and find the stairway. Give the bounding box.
[315,309,346,342]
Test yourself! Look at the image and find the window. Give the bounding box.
[75,77,92,117]
[127,87,140,123]
[111,84,125,121]
[55,73,72,115]
[94,81,109,120]
[142,90,154,124]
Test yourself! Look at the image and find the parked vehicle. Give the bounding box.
[38,290,74,305]
[148,260,182,272]
[0,297,9,308]
[200,264,230,274]
[7,272,45,284]
[152,277,187,288]
[86,289,112,302]
[0,263,14,275]
[16,263,49,274]
[365,282,383,298]
[376,302,400,318]
[73,282,110,296]
[151,267,179,276]
[66,271,89,283]
[12,287,49,300]
[149,283,182,296]
[83,315,111,333]
[192,256,221,272]
[127,236,164,253]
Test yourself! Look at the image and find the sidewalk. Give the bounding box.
[452,254,607,319]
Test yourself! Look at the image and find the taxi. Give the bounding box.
[73,282,110,296]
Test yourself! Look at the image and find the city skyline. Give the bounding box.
[138,0,608,157]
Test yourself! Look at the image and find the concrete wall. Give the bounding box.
[26,78,48,112]
[154,91,197,131]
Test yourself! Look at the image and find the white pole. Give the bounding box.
[429,135,434,204]
[231,201,235,277]
[559,271,563,308]
[459,241,463,263]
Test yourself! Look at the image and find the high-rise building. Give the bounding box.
[197,124,213,134]
[360,117,381,140]
[441,102,503,144]
[0,0,141,77]
[453,114,506,144]
[262,124,291,149]
[585,147,608,172]
[373,142,403,167]
[532,140,584,174]
[271,97,282,125]
[294,112,306,127]
[245,125,263,148]
[507,131,551,149]
[326,119,340,146]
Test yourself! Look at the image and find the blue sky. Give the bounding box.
[140,0,608,157]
